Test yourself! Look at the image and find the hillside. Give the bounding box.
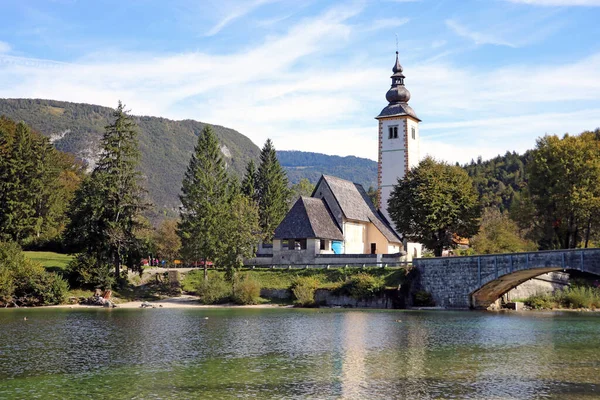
[463,151,529,213]
[0,99,261,220]
[277,150,378,190]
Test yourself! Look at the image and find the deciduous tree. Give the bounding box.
[388,157,480,257]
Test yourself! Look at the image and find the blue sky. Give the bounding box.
[1,0,600,163]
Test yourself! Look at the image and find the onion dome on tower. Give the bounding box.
[376,52,420,121]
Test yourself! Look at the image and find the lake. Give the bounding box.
[0,308,599,399]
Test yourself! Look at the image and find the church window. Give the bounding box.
[411,127,416,140]
[388,126,399,139]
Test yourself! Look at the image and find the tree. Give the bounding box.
[255,139,289,241]
[178,126,231,280]
[288,178,315,208]
[219,193,260,281]
[241,159,257,201]
[153,219,182,266]
[366,186,380,208]
[527,132,600,249]
[0,117,82,245]
[65,102,147,285]
[471,208,536,254]
[388,157,480,257]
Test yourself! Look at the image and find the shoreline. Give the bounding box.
[45,294,292,309]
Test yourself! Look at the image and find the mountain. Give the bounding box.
[0,99,261,220]
[277,150,378,190]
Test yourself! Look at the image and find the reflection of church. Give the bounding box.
[257,52,423,264]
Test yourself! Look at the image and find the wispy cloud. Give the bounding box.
[205,0,274,36]
[445,19,516,47]
[0,41,10,53]
[361,18,410,32]
[505,0,600,5]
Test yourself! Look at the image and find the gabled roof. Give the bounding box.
[274,197,343,241]
[318,175,402,244]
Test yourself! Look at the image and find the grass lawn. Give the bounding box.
[23,251,73,272]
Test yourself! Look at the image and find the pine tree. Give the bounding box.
[255,139,289,241]
[65,102,146,284]
[241,159,257,201]
[178,126,231,280]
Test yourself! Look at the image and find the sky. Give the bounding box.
[1,0,600,164]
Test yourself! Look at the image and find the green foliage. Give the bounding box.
[292,276,320,306]
[178,126,233,280]
[389,157,481,256]
[524,293,556,310]
[527,131,600,249]
[241,159,257,200]
[219,193,261,280]
[0,98,261,222]
[463,151,528,213]
[0,117,83,245]
[471,208,537,254]
[288,178,315,208]
[524,285,600,309]
[153,219,181,266]
[256,139,289,241]
[66,253,114,289]
[232,274,262,305]
[339,273,385,299]
[195,275,231,304]
[65,102,147,285]
[0,241,69,306]
[413,290,435,307]
[277,150,377,190]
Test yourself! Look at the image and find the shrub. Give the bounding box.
[562,286,600,309]
[0,241,69,306]
[525,293,555,309]
[66,253,114,289]
[232,274,261,305]
[292,276,320,306]
[340,273,384,299]
[196,275,231,304]
[413,290,435,307]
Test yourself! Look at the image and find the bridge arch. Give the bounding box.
[413,248,600,309]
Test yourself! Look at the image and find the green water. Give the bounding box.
[0,308,599,399]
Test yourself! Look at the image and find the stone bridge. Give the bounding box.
[413,248,600,309]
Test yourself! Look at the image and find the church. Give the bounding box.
[254,52,422,265]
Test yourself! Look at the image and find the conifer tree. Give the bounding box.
[241,159,257,201]
[66,102,146,284]
[178,126,230,280]
[255,139,289,241]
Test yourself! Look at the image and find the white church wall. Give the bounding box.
[343,221,366,254]
[406,118,420,168]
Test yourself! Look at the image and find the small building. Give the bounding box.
[270,175,403,265]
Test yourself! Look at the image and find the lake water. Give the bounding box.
[0,308,599,399]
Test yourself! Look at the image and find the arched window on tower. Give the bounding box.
[388,126,399,139]
[411,127,416,140]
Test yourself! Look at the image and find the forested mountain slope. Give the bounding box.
[463,151,530,213]
[0,99,261,219]
[277,150,378,190]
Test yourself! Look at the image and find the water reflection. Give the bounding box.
[0,309,600,399]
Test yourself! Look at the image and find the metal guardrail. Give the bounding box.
[241,261,412,269]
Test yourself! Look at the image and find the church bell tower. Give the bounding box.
[376,51,421,224]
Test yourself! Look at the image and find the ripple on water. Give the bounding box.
[0,308,599,399]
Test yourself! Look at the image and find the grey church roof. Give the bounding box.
[319,175,402,244]
[274,197,343,240]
